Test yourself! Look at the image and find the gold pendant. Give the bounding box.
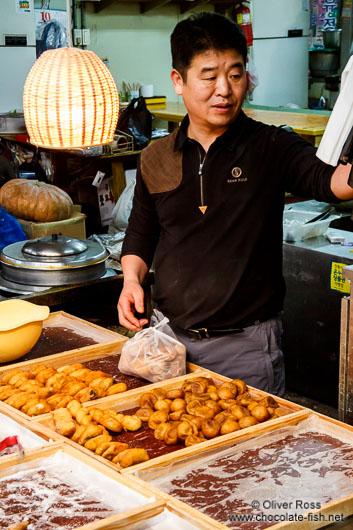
[199,206,208,214]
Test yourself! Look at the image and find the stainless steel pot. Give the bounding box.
[0,234,109,286]
[322,29,342,50]
[309,49,340,77]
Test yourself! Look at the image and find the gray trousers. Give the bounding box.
[151,310,285,397]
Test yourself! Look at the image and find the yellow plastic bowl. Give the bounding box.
[0,300,50,363]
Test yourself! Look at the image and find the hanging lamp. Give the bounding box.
[23,46,119,149]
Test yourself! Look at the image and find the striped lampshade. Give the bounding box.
[23,47,119,149]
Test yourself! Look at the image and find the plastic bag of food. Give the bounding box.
[118,318,186,382]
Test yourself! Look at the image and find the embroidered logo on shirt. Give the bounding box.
[227,167,247,183]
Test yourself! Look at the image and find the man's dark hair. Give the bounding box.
[171,12,247,80]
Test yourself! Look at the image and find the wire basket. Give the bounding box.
[103,130,134,155]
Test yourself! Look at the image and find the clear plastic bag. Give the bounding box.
[118,318,186,383]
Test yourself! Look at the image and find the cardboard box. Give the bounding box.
[17,205,86,240]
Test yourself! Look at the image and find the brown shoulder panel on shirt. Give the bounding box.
[140,129,183,194]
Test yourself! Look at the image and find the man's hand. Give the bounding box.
[118,280,149,331]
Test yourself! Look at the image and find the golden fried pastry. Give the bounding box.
[4,392,32,409]
[166,388,184,399]
[163,424,179,445]
[106,382,127,395]
[122,415,142,431]
[95,441,113,456]
[169,409,185,421]
[67,399,82,417]
[186,399,203,415]
[26,400,51,416]
[154,399,171,413]
[35,367,57,384]
[84,433,112,451]
[201,419,220,439]
[217,383,237,400]
[88,377,114,397]
[47,393,69,409]
[204,400,222,415]
[236,392,252,406]
[135,407,153,422]
[193,405,215,420]
[181,414,203,430]
[229,404,250,420]
[114,448,149,468]
[76,407,92,426]
[0,386,18,400]
[71,425,87,443]
[52,395,75,410]
[251,405,269,422]
[218,399,237,410]
[184,435,204,447]
[139,392,158,409]
[272,407,290,418]
[258,396,278,408]
[177,420,198,440]
[101,442,129,460]
[89,407,104,423]
[70,368,92,380]
[231,379,248,395]
[45,373,68,393]
[78,424,106,446]
[61,381,87,396]
[151,388,167,400]
[170,398,186,412]
[238,416,259,429]
[57,363,85,374]
[148,410,168,430]
[100,416,122,433]
[83,370,110,383]
[8,373,31,387]
[6,521,29,530]
[214,410,233,425]
[220,419,240,435]
[1,369,25,383]
[154,422,170,441]
[53,407,77,437]
[247,400,260,412]
[74,387,96,403]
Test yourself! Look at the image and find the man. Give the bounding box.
[118,12,353,396]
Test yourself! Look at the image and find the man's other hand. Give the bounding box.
[117,280,149,331]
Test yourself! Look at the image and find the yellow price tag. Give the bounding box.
[330,262,350,294]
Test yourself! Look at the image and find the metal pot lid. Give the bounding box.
[1,236,108,271]
[22,234,87,258]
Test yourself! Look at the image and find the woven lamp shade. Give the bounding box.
[23,47,119,148]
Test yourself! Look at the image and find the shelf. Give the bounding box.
[94,0,233,14]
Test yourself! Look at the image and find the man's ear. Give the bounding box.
[171,69,184,96]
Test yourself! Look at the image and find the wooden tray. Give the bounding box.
[125,410,353,530]
[0,441,166,529]
[36,372,305,473]
[0,310,128,369]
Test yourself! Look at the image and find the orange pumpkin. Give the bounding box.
[0,179,73,222]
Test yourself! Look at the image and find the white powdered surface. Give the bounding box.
[142,416,353,530]
[0,412,47,454]
[0,450,152,529]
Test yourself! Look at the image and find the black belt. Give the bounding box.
[185,319,265,340]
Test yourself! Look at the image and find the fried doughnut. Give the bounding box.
[76,407,92,425]
[67,399,82,418]
[35,367,57,384]
[74,386,96,402]
[170,398,186,412]
[193,405,215,420]
[106,382,127,395]
[61,381,87,396]
[101,442,129,460]
[204,400,222,415]
[238,416,259,429]
[70,368,92,380]
[236,392,252,406]
[100,416,123,432]
[230,404,251,420]
[231,379,248,395]
[214,410,233,425]
[89,408,104,423]
[272,407,290,418]
[217,383,237,400]
[26,400,51,416]
[250,405,269,422]
[184,435,204,447]
[71,425,87,443]
[186,399,203,415]
[0,386,18,400]
[139,392,158,409]
[166,388,184,399]
[88,377,114,397]
[114,448,149,468]
[4,392,32,409]
[148,410,168,430]
[45,373,68,393]
[154,399,171,413]
[151,388,167,400]
[1,369,25,383]
[79,424,106,446]
[83,370,110,383]
[154,422,170,441]
[53,407,76,437]
[169,409,185,421]
[181,414,203,430]
[52,395,75,410]
[220,419,240,435]
[163,424,179,445]
[84,433,112,451]
[57,363,85,374]
[201,419,220,439]
[8,373,31,387]
[247,400,260,412]
[177,420,198,440]
[218,399,237,410]
[122,415,142,431]
[135,407,153,422]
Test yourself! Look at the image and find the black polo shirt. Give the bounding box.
[121,111,337,330]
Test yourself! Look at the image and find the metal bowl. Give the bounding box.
[322,29,342,50]
[309,49,340,77]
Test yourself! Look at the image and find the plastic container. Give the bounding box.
[0,206,27,251]
[283,210,334,242]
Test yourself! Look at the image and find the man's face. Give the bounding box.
[171,48,248,136]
